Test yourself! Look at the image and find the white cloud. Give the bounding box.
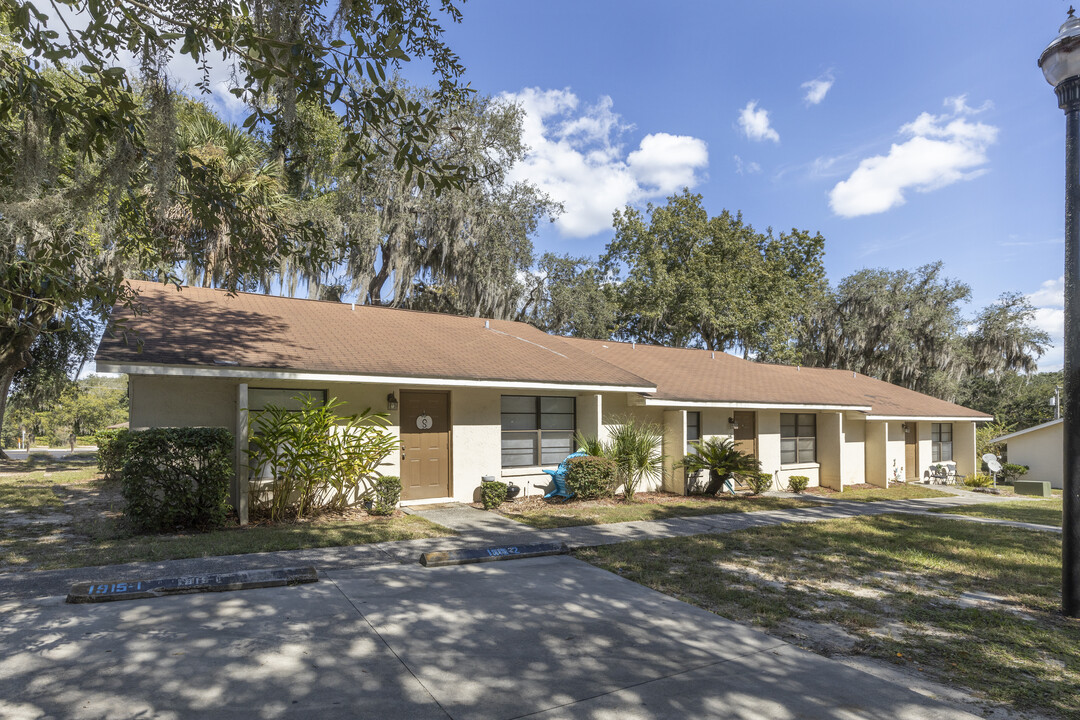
[501,88,709,238]
[1027,276,1065,371]
[801,73,834,105]
[733,155,761,175]
[829,95,998,218]
[738,101,780,143]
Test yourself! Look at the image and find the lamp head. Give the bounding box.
[1040,7,1080,88]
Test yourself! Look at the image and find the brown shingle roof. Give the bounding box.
[562,338,991,419]
[94,282,654,390]
[97,281,990,419]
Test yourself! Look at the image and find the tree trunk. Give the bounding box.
[0,366,19,461]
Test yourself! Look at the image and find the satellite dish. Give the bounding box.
[982,453,1002,473]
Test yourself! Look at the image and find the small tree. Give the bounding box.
[247,397,397,520]
[680,438,761,495]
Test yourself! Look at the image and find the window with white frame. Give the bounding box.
[780,413,816,464]
[501,396,576,467]
[932,423,953,462]
[686,411,701,452]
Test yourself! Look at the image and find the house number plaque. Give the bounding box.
[416,413,433,430]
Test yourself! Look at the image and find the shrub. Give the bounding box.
[1000,463,1029,484]
[744,472,774,495]
[247,397,397,520]
[565,455,618,500]
[480,480,509,510]
[680,438,760,495]
[964,473,994,488]
[367,476,401,516]
[120,427,233,532]
[96,428,133,480]
[786,475,810,493]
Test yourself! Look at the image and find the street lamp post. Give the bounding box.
[1040,8,1080,618]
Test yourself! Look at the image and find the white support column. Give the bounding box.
[864,421,888,488]
[818,411,843,491]
[663,409,687,495]
[235,383,249,526]
[577,393,603,445]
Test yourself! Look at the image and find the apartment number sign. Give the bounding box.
[416,413,433,430]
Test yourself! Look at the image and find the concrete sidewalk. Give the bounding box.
[0,555,985,719]
[0,491,1041,603]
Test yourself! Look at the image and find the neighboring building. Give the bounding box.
[95,282,992,521]
[991,419,1063,488]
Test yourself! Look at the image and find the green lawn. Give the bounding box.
[933,497,1063,527]
[0,454,451,571]
[578,515,1078,719]
[807,484,953,502]
[497,494,820,529]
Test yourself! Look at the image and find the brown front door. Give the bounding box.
[400,391,451,501]
[904,423,918,480]
[733,411,757,459]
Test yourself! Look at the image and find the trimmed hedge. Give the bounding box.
[743,472,774,495]
[120,427,234,532]
[786,475,810,493]
[96,428,133,480]
[480,479,508,510]
[367,476,401,516]
[565,455,617,500]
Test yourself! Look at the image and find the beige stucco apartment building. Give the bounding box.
[993,419,1064,488]
[95,282,991,521]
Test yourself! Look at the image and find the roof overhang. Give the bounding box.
[98,362,658,394]
[863,415,993,422]
[991,418,1063,443]
[634,397,872,412]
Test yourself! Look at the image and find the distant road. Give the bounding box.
[3,447,97,459]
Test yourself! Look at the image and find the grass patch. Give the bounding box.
[1,513,449,571]
[497,493,820,529]
[933,497,1063,527]
[0,453,451,571]
[577,515,1078,718]
[807,483,953,502]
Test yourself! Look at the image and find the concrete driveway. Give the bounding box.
[0,556,981,719]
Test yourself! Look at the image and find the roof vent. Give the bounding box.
[485,320,490,329]
[711,352,715,359]
[214,359,239,366]
[632,342,636,349]
[351,302,355,311]
[853,372,857,378]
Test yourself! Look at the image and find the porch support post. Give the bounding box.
[864,421,888,488]
[953,421,977,479]
[577,393,603,445]
[818,411,843,491]
[663,409,687,495]
[235,382,249,526]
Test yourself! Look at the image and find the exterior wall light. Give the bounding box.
[387,393,398,411]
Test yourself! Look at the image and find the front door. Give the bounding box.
[904,423,919,480]
[733,411,757,459]
[400,391,451,501]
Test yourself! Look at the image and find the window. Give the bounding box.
[249,388,326,412]
[780,413,816,464]
[501,396,576,467]
[932,423,953,462]
[686,411,701,452]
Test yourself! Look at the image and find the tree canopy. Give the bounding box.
[601,189,827,361]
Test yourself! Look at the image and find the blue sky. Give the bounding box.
[404,1,1068,370]
[94,1,1071,371]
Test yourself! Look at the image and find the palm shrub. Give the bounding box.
[680,438,761,495]
[964,473,994,488]
[575,423,662,501]
[1000,463,1028,484]
[247,396,397,520]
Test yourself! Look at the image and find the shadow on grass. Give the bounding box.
[578,515,1077,718]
